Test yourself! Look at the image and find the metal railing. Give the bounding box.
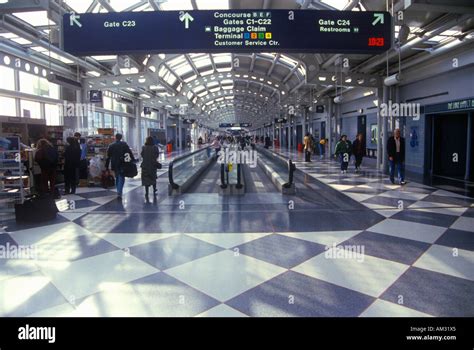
[257,146,296,188]
[168,146,211,191]
[220,162,243,189]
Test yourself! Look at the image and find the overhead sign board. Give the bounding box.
[275,117,287,124]
[424,97,474,114]
[63,10,392,55]
[219,123,252,128]
[182,119,196,124]
[89,90,102,103]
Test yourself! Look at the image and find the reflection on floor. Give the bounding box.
[0,149,473,317]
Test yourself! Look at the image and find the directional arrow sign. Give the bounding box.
[64,10,392,55]
[70,12,82,27]
[372,13,384,26]
[180,12,194,29]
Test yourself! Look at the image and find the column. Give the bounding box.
[302,111,306,141]
[135,99,142,150]
[382,85,389,173]
[327,99,333,156]
[376,88,383,170]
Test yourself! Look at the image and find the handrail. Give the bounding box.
[283,159,296,188]
[236,164,242,189]
[220,163,226,189]
[168,146,210,190]
[219,162,243,189]
[257,146,296,188]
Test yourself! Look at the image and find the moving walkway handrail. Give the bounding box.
[168,146,210,190]
[220,162,243,189]
[283,159,296,189]
[258,146,296,188]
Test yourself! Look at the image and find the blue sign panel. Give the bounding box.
[424,97,474,114]
[89,90,102,103]
[63,10,392,55]
[219,123,252,128]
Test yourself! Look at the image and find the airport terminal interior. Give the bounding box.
[0,0,473,318]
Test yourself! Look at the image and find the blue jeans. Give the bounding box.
[116,172,125,196]
[318,144,324,158]
[389,160,405,183]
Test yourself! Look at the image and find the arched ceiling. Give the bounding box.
[84,52,306,127]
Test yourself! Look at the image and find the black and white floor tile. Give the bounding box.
[0,150,472,317]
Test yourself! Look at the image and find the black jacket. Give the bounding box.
[34,145,58,170]
[352,138,366,157]
[106,141,135,172]
[387,136,405,162]
[64,144,81,170]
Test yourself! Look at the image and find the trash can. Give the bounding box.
[297,143,303,153]
[167,143,172,153]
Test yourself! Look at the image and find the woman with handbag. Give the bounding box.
[141,136,160,199]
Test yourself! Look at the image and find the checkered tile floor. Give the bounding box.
[0,151,473,317]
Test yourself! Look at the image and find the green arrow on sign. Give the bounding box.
[180,12,194,29]
[372,13,384,26]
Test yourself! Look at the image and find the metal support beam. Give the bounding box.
[124,1,148,12]
[289,80,305,94]
[0,0,50,14]
[87,0,99,12]
[267,53,280,76]
[148,0,161,11]
[263,0,273,9]
[249,53,256,72]
[283,66,298,83]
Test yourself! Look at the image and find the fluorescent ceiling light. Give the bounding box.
[10,37,32,45]
[0,32,16,39]
[87,71,101,77]
[91,55,117,61]
[120,67,139,74]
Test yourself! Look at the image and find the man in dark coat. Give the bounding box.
[105,133,135,199]
[387,128,406,185]
[352,133,366,172]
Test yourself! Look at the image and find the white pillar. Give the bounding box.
[136,99,142,149]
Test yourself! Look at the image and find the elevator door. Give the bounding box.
[433,113,467,179]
